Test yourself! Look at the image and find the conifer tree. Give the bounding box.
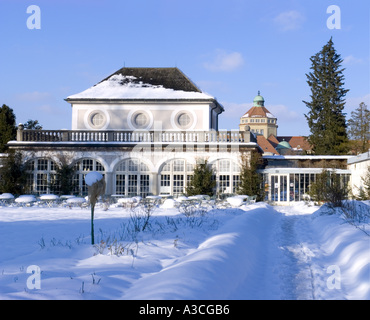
[186,159,215,197]
[347,102,370,154]
[0,151,27,194]
[24,119,43,130]
[303,38,349,155]
[0,104,17,153]
[238,151,264,200]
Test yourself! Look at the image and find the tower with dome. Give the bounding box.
[239,92,278,139]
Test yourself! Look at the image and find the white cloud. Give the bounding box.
[267,104,301,121]
[204,50,244,72]
[273,10,305,31]
[221,102,252,119]
[15,91,52,102]
[346,94,370,111]
[343,55,363,65]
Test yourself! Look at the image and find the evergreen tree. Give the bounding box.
[52,162,76,195]
[238,151,264,201]
[303,38,349,155]
[0,104,17,153]
[0,151,27,195]
[186,159,215,197]
[24,119,43,130]
[347,102,370,154]
[308,169,349,207]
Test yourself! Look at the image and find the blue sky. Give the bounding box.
[1,0,369,136]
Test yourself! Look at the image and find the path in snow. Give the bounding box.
[229,206,318,300]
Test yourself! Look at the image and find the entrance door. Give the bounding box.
[270,175,288,202]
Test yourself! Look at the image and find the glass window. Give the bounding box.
[116,174,125,195]
[128,175,138,197]
[25,159,57,195]
[173,160,185,172]
[159,159,194,196]
[114,159,150,197]
[73,159,105,196]
[37,159,48,171]
[178,113,191,127]
[173,175,184,196]
[135,113,147,127]
[219,160,230,172]
[161,175,171,187]
[91,113,104,126]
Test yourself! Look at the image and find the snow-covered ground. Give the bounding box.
[0,200,369,300]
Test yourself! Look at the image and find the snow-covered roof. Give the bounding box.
[66,68,215,101]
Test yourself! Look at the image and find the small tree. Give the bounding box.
[309,169,349,207]
[347,102,370,154]
[0,151,27,195]
[238,151,264,200]
[186,159,215,197]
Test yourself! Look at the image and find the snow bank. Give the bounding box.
[122,204,279,299]
[310,206,370,300]
[0,201,368,300]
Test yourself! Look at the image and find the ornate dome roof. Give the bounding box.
[276,140,291,150]
[253,91,265,107]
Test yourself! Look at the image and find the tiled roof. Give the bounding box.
[241,106,276,118]
[257,135,278,155]
[257,135,312,155]
[277,136,312,151]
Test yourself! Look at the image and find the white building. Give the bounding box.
[348,151,370,198]
[8,67,259,198]
[259,155,352,204]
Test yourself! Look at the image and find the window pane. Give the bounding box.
[128,175,138,196]
[140,175,150,197]
[219,160,230,172]
[128,160,139,172]
[161,174,170,187]
[174,160,184,172]
[82,159,93,171]
[95,161,104,172]
[37,159,48,171]
[116,174,125,195]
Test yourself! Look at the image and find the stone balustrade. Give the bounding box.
[16,126,255,144]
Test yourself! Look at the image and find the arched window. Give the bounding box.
[211,159,240,194]
[72,159,105,196]
[159,159,194,197]
[115,159,150,197]
[25,158,57,194]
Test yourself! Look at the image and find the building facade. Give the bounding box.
[8,67,260,198]
[259,155,352,204]
[348,151,370,198]
[5,68,369,204]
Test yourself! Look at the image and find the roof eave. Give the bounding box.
[65,97,220,104]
